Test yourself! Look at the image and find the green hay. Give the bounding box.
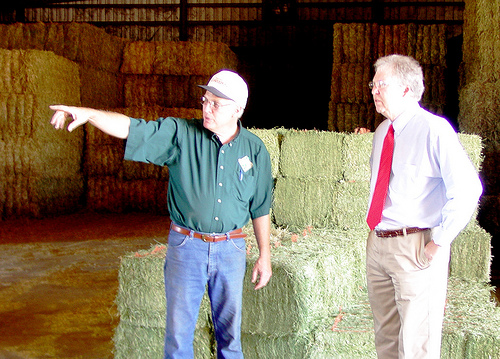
[273,176,337,230]
[458,133,484,172]
[443,277,500,359]
[113,321,214,359]
[114,245,215,359]
[116,245,212,330]
[449,225,492,282]
[279,130,345,180]
[242,228,367,336]
[241,332,311,359]
[272,177,369,231]
[342,132,373,182]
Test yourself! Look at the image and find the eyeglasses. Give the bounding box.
[368,80,390,90]
[200,96,234,111]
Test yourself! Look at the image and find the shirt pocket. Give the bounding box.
[232,168,256,203]
[390,163,418,198]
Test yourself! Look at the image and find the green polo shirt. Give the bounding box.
[124,117,273,233]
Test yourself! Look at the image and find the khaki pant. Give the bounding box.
[366,229,450,359]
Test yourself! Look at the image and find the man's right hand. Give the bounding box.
[50,105,90,132]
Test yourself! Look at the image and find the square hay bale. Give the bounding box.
[458,81,500,139]
[279,130,345,180]
[458,132,484,172]
[241,332,311,359]
[121,41,239,76]
[334,180,370,230]
[74,22,128,73]
[29,175,84,217]
[79,64,124,108]
[120,41,157,74]
[242,229,367,337]
[311,299,376,359]
[0,93,35,139]
[114,321,214,359]
[86,176,124,213]
[273,177,337,230]
[443,277,500,358]
[123,75,165,107]
[0,49,82,219]
[449,225,491,283]
[272,177,370,231]
[342,132,373,182]
[115,245,214,356]
[85,144,124,177]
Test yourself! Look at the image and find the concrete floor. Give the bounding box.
[0,212,170,359]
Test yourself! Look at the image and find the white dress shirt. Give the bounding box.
[368,102,483,247]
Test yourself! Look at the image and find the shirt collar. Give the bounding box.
[391,101,421,136]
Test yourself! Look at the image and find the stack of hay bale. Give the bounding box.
[84,40,237,213]
[0,22,127,110]
[115,128,499,358]
[459,0,500,242]
[329,23,447,132]
[0,49,82,219]
[0,22,238,216]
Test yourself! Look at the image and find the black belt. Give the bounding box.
[170,223,246,242]
[375,227,430,238]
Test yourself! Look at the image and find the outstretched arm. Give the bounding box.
[50,105,131,139]
[251,214,272,290]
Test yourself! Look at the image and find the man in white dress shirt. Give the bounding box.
[365,54,482,359]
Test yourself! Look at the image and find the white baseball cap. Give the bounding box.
[198,70,249,109]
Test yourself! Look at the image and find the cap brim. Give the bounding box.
[198,85,234,102]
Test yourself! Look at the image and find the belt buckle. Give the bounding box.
[202,233,219,242]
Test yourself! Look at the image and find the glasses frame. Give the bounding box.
[368,80,390,90]
[200,96,234,111]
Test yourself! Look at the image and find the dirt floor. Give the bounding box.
[0,212,170,359]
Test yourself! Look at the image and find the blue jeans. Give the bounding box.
[164,227,247,359]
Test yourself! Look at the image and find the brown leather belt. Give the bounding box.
[170,223,246,242]
[375,227,430,238]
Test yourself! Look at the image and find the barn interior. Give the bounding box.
[1,1,500,358]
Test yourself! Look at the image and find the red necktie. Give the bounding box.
[367,124,394,230]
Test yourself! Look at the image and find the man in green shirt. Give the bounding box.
[50,70,273,359]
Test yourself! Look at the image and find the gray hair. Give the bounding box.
[374,54,425,101]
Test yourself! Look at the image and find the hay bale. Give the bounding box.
[342,132,373,182]
[123,75,165,107]
[74,23,127,73]
[114,245,214,359]
[121,41,239,76]
[85,144,124,177]
[0,49,82,219]
[120,41,156,75]
[279,130,344,179]
[272,177,369,231]
[458,81,500,140]
[242,228,367,336]
[79,64,124,108]
[450,225,491,283]
[86,176,124,213]
[241,332,311,359]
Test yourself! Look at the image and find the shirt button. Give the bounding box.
[217,199,222,203]
[221,150,225,154]
[219,183,223,187]
[220,165,224,170]
[215,217,219,221]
